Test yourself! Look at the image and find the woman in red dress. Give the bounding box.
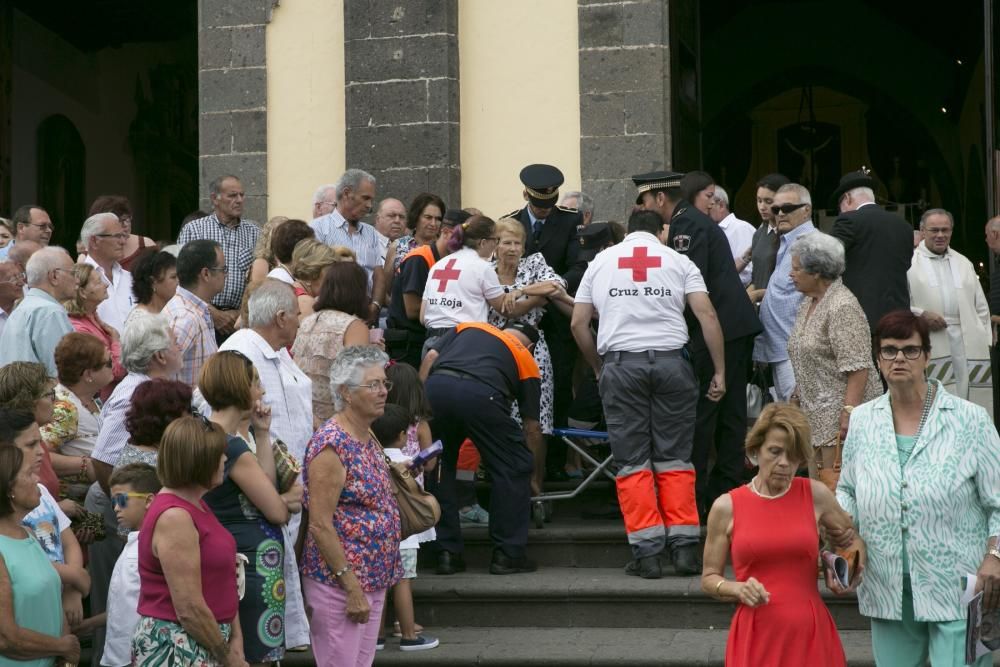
[701,403,866,666]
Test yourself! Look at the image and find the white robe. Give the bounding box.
[908,241,992,415]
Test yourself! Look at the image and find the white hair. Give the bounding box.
[313,184,337,204]
[335,169,376,199]
[790,231,845,280]
[328,345,389,412]
[247,279,296,328]
[713,186,729,208]
[121,312,172,374]
[561,190,595,216]
[846,186,874,204]
[79,212,119,246]
[24,246,70,286]
[919,208,954,230]
[776,183,812,206]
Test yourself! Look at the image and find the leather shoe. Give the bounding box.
[436,551,466,575]
[624,555,662,579]
[489,550,537,575]
[672,544,702,576]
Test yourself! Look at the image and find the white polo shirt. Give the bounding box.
[576,231,706,355]
[718,213,756,286]
[83,256,134,335]
[421,247,504,329]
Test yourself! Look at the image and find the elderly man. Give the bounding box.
[310,168,385,320]
[559,190,595,226]
[312,183,338,219]
[86,313,182,665]
[0,204,53,260]
[374,197,407,242]
[163,239,225,386]
[753,183,816,402]
[220,278,312,650]
[79,212,134,333]
[829,168,913,331]
[908,209,991,410]
[0,261,25,337]
[0,247,75,374]
[177,175,260,337]
[7,239,41,274]
[710,186,756,286]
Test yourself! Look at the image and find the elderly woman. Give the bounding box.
[289,238,352,319]
[301,345,402,665]
[132,415,247,666]
[388,193,447,275]
[293,262,372,423]
[201,351,304,666]
[65,263,127,400]
[86,195,157,271]
[837,310,1000,666]
[127,250,178,324]
[702,402,864,666]
[786,231,882,489]
[117,378,192,472]
[0,446,81,666]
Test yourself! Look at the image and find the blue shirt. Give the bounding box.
[309,210,382,283]
[0,287,74,375]
[753,221,815,363]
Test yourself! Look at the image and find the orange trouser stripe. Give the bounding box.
[615,469,662,534]
[655,469,699,527]
[457,438,480,472]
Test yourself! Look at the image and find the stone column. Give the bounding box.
[343,0,461,206]
[0,1,11,215]
[578,0,671,221]
[198,0,270,224]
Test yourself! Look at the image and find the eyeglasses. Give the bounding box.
[192,410,215,431]
[348,380,393,394]
[878,345,924,361]
[51,267,77,279]
[111,492,150,509]
[207,265,229,274]
[0,272,25,285]
[770,203,809,216]
[95,233,129,241]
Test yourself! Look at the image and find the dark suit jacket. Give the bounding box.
[830,204,913,331]
[667,201,763,349]
[508,205,584,293]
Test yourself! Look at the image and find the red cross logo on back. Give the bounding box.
[432,258,462,291]
[617,246,661,282]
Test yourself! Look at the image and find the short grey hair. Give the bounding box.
[209,174,241,198]
[25,246,70,286]
[313,184,337,204]
[328,345,389,412]
[562,190,595,216]
[712,186,730,208]
[247,279,296,328]
[776,183,812,206]
[335,169,376,199]
[79,212,118,246]
[790,231,845,280]
[847,186,875,203]
[919,208,954,230]
[121,312,172,374]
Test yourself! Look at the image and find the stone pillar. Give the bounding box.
[0,1,11,215]
[578,0,671,221]
[198,0,270,224]
[343,0,461,206]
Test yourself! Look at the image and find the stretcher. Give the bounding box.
[530,427,615,528]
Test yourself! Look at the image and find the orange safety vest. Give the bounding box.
[397,245,437,275]
[455,322,541,381]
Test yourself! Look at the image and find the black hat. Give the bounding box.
[442,209,471,227]
[830,167,874,208]
[577,222,612,262]
[632,170,683,204]
[503,322,540,346]
[520,164,564,209]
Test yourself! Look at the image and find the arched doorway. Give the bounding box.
[36,114,85,252]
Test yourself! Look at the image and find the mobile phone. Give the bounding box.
[369,327,384,344]
[408,440,444,470]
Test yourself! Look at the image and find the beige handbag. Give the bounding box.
[370,430,441,539]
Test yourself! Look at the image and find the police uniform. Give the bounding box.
[386,243,444,368]
[425,323,542,562]
[634,171,763,520]
[420,247,505,354]
[576,230,705,560]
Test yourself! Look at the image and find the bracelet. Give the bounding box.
[333,564,352,578]
[371,301,382,309]
[714,579,726,596]
[842,405,855,414]
[80,456,90,476]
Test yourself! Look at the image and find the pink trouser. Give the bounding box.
[303,575,386,666]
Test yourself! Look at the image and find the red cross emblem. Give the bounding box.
[431,258,462,291]
[617,246,661,282]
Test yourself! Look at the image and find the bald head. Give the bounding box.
[7,240,41,270]
[374,198,406,240]
[986,216,1000,254]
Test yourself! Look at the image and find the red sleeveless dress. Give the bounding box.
[726,477,846,666]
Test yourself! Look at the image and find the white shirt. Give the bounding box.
[266,266,294,285]
[717,213,756,286]
[83,255,134,335]
[0,306,7,340]
[576,231,706,355]
[102,531,140,667]
[421,247,505,329]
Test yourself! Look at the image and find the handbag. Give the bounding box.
[371,430,441,540]
[272,437,301,494]
[746,364,772,420]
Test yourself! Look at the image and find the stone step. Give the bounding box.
[373,626,877,666]
[454,520,631,568]
[411,567,868,631]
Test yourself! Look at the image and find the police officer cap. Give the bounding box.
[830,166,874,207]
[442,209,471,227]
[520,164,565,208]
[578,222,611,251]
[632,170,684,204]
[503,321,540,346]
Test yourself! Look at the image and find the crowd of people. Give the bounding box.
[0,160,996,667]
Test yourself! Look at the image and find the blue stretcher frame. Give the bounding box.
[529,427,615,527]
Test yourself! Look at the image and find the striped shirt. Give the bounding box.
[310,210,382,281]
[177,213,260,310]
[163,287,218,386]
[753,221,815,363]
[91,372,152,467]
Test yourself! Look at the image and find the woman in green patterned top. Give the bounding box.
[836,309,1000,666]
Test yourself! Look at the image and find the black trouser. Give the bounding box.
[425,374,533,558]
[690,335,753,518]
[541,309,575,472]
[385,330,425,370]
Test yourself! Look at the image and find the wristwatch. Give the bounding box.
[988,547,1000,562]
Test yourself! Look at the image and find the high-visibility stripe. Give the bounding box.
[456,322,540,380]
[399,245,437,274]
[615,468,662,535]
[655,469,699,528]
[457,438,480,473]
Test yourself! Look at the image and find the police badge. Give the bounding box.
[673,234,691,252]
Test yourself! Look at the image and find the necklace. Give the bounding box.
[893,381,936,444]
[748,475,792,500]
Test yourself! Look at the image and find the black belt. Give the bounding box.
[602,349,683,362]
[383,328,424,343]
[426,327,454,338]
